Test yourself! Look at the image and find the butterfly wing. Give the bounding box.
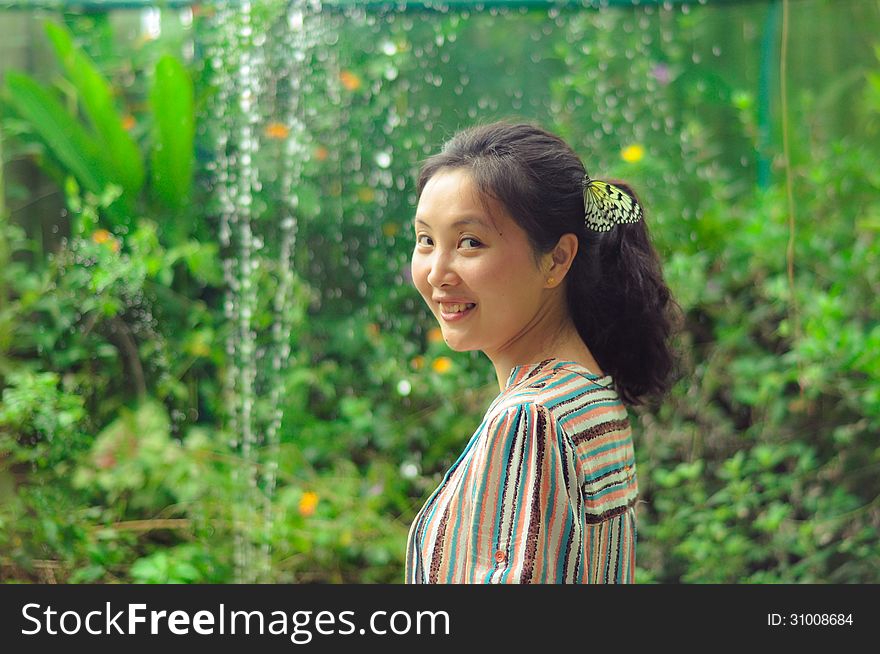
[584,180,643,232]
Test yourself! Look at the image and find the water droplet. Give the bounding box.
[401,462,420,479]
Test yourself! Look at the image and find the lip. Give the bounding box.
[438,302,477,322]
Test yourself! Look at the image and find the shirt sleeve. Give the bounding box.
[464,402,581,583]
[583,504,637,584]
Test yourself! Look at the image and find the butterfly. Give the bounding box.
[582,174,643,232]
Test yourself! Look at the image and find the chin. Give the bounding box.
[442,336,479,353]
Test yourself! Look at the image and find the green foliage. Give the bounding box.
[130,545,218,584]
[0,369,87,467]
[2,21,195,237]
[44,21,145,196]
[149,54,194,217]
[4,71,116,207]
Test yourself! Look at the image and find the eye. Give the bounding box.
[414,234,481,249]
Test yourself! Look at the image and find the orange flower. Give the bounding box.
[339,70,362,91]
[427,327,443,344]
[121,115,136,130]
[92,229,120,253]
[298,491,319,517]
[191,4,216,18]
[314,145,329,161]
[92,229,112,244]
[411,355,425,370]
[264,122,290,140]
[133,34,157,49]
[366,323,380,339]
[432,357,453,374]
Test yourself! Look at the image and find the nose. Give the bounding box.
[425,249,458,289]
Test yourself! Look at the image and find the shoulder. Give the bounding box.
[493,365,629,436]
[480,402,563,455]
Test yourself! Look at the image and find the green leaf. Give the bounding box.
[44,21,144,196]
[150,54,194,215]
[183,242,222,286]
[3,71,109,195]
[294,183,321,218]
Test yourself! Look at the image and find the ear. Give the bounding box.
[543,233,579,288]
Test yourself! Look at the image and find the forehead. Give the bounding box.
[415,169,503,230]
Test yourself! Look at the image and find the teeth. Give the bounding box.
[443,303,475,313]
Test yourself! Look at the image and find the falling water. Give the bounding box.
[205,0,316,583]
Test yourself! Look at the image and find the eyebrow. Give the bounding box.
[413,216,489,229]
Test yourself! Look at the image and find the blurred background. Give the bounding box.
[0,0,877,583]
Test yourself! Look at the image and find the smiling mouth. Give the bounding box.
[440,302,476,313]
[439,303,477,322]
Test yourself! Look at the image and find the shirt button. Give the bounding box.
[494,550,506,563]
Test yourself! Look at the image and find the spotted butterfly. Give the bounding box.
[582,174,643,232]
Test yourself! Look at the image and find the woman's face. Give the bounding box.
[411,168,550,356]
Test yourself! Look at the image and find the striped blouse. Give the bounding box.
[405,357,639,584]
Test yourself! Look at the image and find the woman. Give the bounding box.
[405,120,679,584]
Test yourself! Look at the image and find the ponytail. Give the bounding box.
[567,181,681,405]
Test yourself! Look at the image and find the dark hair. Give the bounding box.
[416,120,682,406]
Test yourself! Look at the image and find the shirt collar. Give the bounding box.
[503,357,606,392]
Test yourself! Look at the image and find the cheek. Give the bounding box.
[410,257,430,297]
[487,262,540,308]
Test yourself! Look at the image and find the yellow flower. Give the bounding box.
[621,144,645,163]
[411,355,425,370]
[432,357,453,374]
[188,340,211,357]
[264,122,290,140]
[339,70,362,91]
[382,222,399,237]
[298,491,319,517]
[357,187,375,203]
[427,327,443,343]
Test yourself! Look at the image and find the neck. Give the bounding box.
[486,298,599,391]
